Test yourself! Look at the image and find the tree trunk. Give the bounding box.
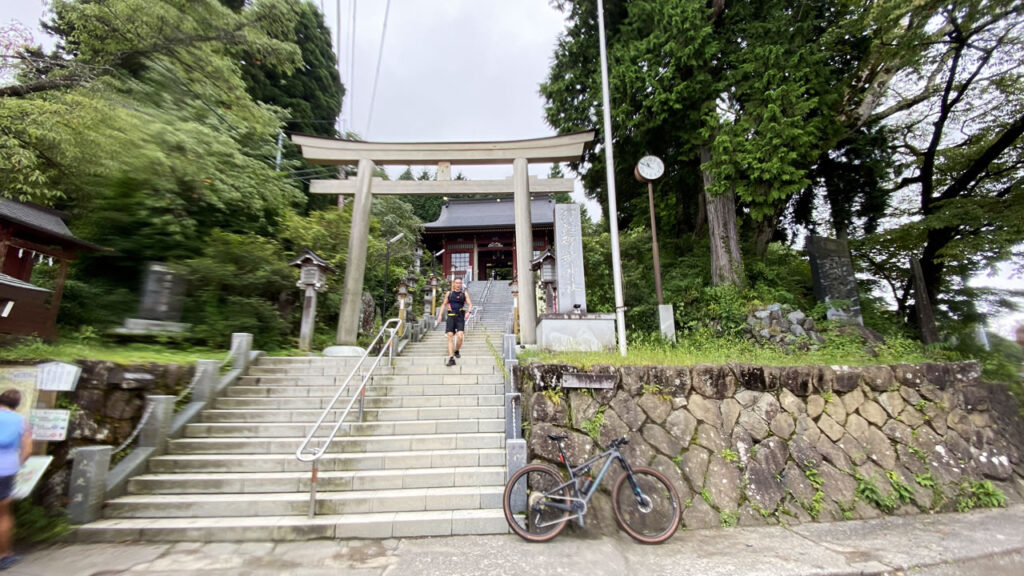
[701,146,743,286]
[753,192,787,258]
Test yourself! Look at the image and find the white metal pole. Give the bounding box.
[596,0,628,356]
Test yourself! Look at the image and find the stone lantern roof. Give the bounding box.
[289,248,338,273]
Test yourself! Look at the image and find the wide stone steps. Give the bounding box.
[78,340,509,541]
[200,405,504,423]
[214,393,503,410]
[167,432,505,455]
[105,485,505,518]
[184,418,505,438]
[75,509,509,542]
[148,448,506,473]
[126,466,506,495]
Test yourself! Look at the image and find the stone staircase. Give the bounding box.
[76,293,514,542]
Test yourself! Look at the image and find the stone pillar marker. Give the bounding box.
[554,204,587,313]
[337,158,376,346]
[513,158,537,345]
[68,446,111,524]
[290,249,338,352]
[807,235,864,325]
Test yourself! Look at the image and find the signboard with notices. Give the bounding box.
[0,366,38,419]
[11,456,53,500]
[35,362,81,392]
[30,409,71,441]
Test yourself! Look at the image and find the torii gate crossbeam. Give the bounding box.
[291,130,595,347]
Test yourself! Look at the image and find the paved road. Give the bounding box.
[9,506,1024,576]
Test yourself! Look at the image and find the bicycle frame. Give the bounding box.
[537,443,635,528]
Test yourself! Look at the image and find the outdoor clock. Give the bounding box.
[635,155,665,182]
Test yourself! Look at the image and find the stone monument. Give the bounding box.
[806,236,863,325]
[554,204,587,313]
[113,263,190,335]
[535,203,615,352]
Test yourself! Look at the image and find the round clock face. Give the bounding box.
[637,155,665,181]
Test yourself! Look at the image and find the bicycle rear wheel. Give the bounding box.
[612,467,681,544]
[503,463,571,542]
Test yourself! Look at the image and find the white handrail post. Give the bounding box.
[191,360,220,404]
[230,333,253,372]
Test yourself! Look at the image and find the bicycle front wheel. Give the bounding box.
[503,463,571,542]
[612,467,681,544]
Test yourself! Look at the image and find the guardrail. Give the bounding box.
[68,333,257,525]
[295,318,400,517]
[502,329,525,483]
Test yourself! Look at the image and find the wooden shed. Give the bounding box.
[0,199,107,339]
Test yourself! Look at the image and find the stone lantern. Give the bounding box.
[397,280,409,337]
[289,249,338,352]
[509,278,519,337]
[429,274,440,318]
[531,249,557,313]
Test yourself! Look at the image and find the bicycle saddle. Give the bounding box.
[546,434,568,441]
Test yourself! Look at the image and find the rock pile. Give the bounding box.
[516,361,1024,534]
[744,304,824,349]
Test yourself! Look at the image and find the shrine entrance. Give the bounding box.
[479,247,514,281]
[290,131,595,346]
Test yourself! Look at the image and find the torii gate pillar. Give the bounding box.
[513,158,537,345]
[337,158,375,345]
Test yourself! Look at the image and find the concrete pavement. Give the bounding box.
[9,505,1024,576]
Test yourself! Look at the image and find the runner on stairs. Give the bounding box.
[436,277,473,366]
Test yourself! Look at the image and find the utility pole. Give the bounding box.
[596,0,628,356]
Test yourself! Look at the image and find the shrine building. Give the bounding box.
[422,194,556,282]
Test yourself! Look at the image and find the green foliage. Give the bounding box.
[914,473,935,488]
[14,499,71,544]
[855,473,896,514]
[956,480,1007,512]
[0,337,225,364]
[908,445,929,463]
[519,325,938,368]
[580,406,605,442]
[719,510,738,528]
[804,467,823,490]
[700,488,712,507]
[541,389,563,406]
[886,471,914,506]
[721,449,739,464]
[181,231,295,349]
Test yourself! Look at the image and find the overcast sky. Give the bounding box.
[3,0,1021,338]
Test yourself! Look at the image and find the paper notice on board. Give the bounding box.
[30,409,70,442]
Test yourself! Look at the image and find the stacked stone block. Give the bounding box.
[516,361,1024,533]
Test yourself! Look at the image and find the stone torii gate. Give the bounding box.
[290,130,595,347]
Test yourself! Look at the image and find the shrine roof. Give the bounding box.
[0,199,107,252]
[0,272,50,293]
[423,195,555,232]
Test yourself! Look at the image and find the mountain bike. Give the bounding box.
[502,434,681,544]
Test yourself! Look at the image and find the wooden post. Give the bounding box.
[910,258,940,345]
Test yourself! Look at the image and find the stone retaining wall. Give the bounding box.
[515,361,1024,533]
[0,360,195,512]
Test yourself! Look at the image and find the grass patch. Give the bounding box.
[14,500,71,544]
[580,407,606,442]
[0,338,228,365]
[518,328,943,368]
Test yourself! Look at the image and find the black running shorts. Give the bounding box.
[446,313,466,334]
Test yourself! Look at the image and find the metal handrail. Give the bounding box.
[295,318,401,517]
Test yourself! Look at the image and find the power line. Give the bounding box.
[365,0,391,136]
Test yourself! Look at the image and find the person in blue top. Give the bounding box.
[0,389,30,571]
[436,277,473,366]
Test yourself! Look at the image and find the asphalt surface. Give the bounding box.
[8,506,1024,576]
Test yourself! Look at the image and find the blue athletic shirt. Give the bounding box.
[0,410,25,476]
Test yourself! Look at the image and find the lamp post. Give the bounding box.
[289,249,338,352]
[596,0,628,356]
[432,248,445,277]
[384,232,405,316]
